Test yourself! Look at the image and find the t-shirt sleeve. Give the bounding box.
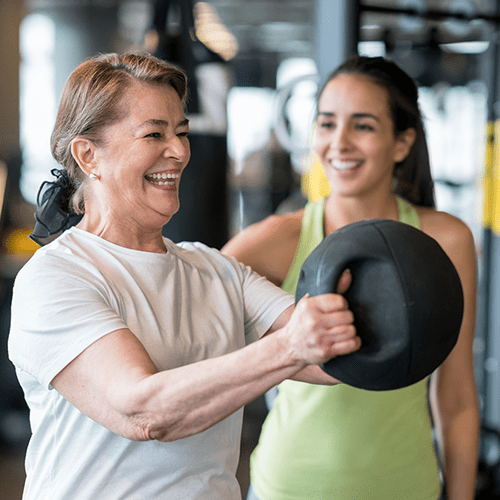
[233,258,295,343]
[181,242,295,345]
[8,252,127,389]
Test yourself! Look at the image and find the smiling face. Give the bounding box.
[314,73,414,200]
[80,82,190,237]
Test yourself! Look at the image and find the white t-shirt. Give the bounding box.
[8,228,294,500]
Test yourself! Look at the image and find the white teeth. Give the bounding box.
[330,160,361,171]
[149,173,179,179]
[145,172,180,185]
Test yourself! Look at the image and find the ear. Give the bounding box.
[70,138,97,177]
[393,127,417,164]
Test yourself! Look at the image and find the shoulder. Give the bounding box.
[16,236,82,282]
[14,230,124,302]
[415,206,475,257]
[417,207,473,246]
[174,239,238,272]
[222,209,305,286]
[171,240,259,291]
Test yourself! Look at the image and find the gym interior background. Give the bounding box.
[1,0,500,497]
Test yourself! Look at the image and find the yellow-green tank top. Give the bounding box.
[250,197,441,500]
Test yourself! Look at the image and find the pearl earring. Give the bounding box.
[89,172,100,180]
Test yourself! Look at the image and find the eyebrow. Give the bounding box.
[135,118,190,130]
[318,111,380,121]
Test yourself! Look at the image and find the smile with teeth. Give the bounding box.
[145,172,180,185]
[330,160,363,171]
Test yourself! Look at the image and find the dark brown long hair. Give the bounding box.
[317,56,435,208]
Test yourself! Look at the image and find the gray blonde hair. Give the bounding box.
[51,52,188,213]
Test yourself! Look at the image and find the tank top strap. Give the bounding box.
[396,197,420,230]
[281,198,325,295]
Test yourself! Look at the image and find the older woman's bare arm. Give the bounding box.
[51,293,358,443]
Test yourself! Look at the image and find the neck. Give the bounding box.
[324,191,399,236]
[76,213,168,254]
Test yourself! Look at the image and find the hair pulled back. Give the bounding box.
[318,56,435,208]
[51,52,188,213]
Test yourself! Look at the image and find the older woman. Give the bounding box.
[8,53,360,500]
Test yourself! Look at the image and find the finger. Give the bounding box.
[336,269,352,295]
[301,292,350,313]
[310,334,361,366]
[319,325,360,360]
[329,336,362,357]
[327,324,357,341]
[293,297,354,336]
[322,309,355,330]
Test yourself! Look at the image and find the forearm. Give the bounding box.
[435,404,479,500]
[52,328,301,443]
[127,331,305,441]
[289,365,341,385]
[129,303,356,440]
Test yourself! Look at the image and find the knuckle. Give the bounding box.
[302,314,319,331]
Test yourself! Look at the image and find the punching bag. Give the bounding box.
[152,0,231,249]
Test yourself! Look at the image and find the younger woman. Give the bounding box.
[223,56,479,499]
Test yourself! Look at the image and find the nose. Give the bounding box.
[163,135,190,163]
[331,123,352,152]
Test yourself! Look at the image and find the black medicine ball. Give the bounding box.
[295,219,464,391]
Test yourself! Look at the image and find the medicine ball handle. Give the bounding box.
[297,254,358,303]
